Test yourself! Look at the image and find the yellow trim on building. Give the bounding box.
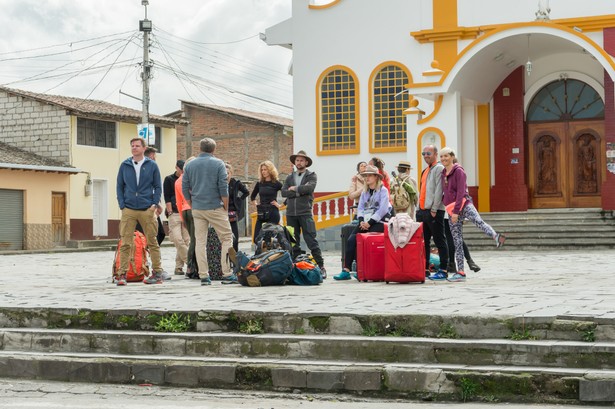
[417,95,444,125]
[308,0,342,10]
[416,127,446,182]
[412,14,615,44]
[476,104,491,212]
[368,61,412,154]
[315,65,361,156]
[431,0,459,73]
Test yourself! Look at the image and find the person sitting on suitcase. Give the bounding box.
[334,164,392,280]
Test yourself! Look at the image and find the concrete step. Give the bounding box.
[0,350,613,403]
[1,308,612,342]
[2,328,614,370]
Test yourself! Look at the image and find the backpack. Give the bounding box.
[390,177,411,211]
[236,249,294,287]
[112,231,150,282]
[254,223,293,255]
[287,254,322,285]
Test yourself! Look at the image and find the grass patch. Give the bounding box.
[459,377,478,402]
[437,323,460,339]
[581,328,595,342]
[239,319,264,334]
[154,313,191,333]
[508,329,537,341]
[362,325,379,337]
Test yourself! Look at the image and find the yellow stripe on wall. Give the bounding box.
[476,104,491,212]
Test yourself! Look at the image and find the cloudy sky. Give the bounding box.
[0,0,293,118]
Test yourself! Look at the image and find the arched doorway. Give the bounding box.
[527,78,605,208]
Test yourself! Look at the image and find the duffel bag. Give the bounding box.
[237,249,293,287]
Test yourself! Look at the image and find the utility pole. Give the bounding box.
[139,0,153,143]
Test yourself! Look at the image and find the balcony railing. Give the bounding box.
[250,191,352,235]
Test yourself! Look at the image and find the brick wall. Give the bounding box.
[490,67,528,211]
[0,91,71,163]
[175,104,293,182]
[602,28,615,210]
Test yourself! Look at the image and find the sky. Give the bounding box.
[0,0,293,118]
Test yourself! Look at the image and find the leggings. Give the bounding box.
[448,203,496,273]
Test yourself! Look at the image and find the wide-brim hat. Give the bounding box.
[397,160,412,169]
[360,164,383,179]
[289,150,313,167]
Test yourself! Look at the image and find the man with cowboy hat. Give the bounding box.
[390,160,418,219]
[282,150,326,278]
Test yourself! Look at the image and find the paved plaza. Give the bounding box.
[0,243,613,320]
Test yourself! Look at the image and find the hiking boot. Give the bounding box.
[174,268,185,275]
[496,233,507,248]
[320,266,327,280]
[427,270,448,281]
[161,271,172,281]
[334,270,351,280]
[447,272,467,282]
[200,277,212,286]
[116,275,127,286]
[467,259,481,272]
[143,272,163,284]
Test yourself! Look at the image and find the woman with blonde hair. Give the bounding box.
[250,160,283,242]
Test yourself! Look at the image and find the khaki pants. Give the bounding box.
[168,212,189,270]
[119,207,162,274]
[192,207,233,279]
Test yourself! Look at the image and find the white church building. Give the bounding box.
[264,0,615,212]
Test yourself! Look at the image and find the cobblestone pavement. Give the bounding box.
[0,244,613,319]
[0,379,604,409]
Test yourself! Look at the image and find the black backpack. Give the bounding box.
[255,223,293,255]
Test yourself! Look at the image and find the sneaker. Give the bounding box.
[496,233,507,248]
[447,272,467,282]
[200,277,212,286]
[333,270,351,280]
[116,275,127,286]
[161,271,172,281]
[174,268,185,275]
[143,272,163,284]
[221,274,238,285]
[320,266,327,280]
[428,270,448,281]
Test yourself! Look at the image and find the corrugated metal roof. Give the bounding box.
[0,86,186,126]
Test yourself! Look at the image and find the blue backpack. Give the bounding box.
[236,249,293,287]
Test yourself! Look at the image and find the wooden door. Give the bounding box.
[528,121,603,208]
[51,192,66,245]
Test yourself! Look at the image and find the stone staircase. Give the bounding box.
[463,208,615,250]
[0,308,614,403]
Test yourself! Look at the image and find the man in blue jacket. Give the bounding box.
[116,137,167,285]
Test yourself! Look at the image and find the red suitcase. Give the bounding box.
[384,223,426,284]
[356,232,385,282]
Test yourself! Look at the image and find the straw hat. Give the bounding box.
[397,160,412,169]
[360,164,383,179]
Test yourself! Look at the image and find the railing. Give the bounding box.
[250,191,352,235]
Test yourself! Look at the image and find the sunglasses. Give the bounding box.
[421,152,433,156]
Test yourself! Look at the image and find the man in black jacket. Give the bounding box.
[282,150,326,278]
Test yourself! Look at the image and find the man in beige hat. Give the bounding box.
[390,160,418,218]
[282,150,326,278]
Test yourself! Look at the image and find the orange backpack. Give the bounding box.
[112,231,150,282]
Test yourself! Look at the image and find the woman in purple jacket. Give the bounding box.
[334,164,392,280]
[440,147,506,282]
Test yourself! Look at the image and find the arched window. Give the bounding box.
[527,79,604,122]
[317,66,359,154]
[370,64,410,152]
